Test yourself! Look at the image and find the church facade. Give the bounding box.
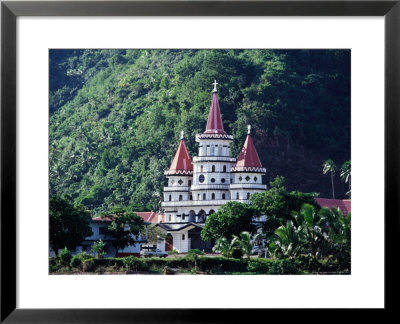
[157,81,267,253]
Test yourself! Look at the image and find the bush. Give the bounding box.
[168,250,179,256]
[70,251,94,269]
[59,247,72,265]
[49,258,60,273]
[231,248,243,259]
[123,256,148,272]
[247,259,297,274]
[82,259,95,272]
[70,255,82,268]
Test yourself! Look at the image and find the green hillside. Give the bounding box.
[49,49,350,213]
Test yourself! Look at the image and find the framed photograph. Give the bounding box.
[1,0,398,322]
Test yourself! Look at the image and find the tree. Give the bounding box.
[323,159,337,199]
[318,207,351,270]
[146,224,167,245]
[340,160,351,198]
[231,231,253,259]
[201,201,257,241]
[186,249,204,273]
[49,195,93,255]
[212,237,233,259]
[271,221,301,260]
[91,239,106,258]
[106,208,145,256]
[250,176,318,242]
[292,203,325,262]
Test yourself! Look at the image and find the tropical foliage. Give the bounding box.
[49,196,93,254]
[201,201,257,241]
[50,49,350,213]
[104,208,145,255]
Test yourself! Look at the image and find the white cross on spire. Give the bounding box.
[247,124,251,134]
[180,130,184,140]
[212,80,218,92]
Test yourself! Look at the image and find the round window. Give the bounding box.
[199,174,205,183]
[211,178,215,183]
[221,178,226,183]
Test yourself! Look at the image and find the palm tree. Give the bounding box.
[318,207,351,269]
[293,204,324,262]
[212,237,232,259]
[323,159,337,199]
[340,160,351,198]
[273,221,301,259]
[231,232,253,259]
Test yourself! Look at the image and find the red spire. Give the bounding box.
[204,92,227,135]
[235,134,263,169]
[168,139,193,173]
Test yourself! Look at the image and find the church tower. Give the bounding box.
[191,81,236,221]
[162,131,193,223]
[230,125,267,201]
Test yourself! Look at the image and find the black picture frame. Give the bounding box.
[1,0,398,322]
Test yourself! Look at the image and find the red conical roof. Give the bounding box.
[168,139,193,173]
[233,134,265,172]
[204,92,227,135]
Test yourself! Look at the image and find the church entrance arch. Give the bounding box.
[188,210,196,222]
[165,234,173,251]
[208,209,216,216]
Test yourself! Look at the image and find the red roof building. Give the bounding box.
[92,211,163,223]
[314,198,351,216]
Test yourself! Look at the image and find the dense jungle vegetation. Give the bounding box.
[50,49,350,213]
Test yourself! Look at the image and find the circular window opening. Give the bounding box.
[199,175,205,183]
[211,178,215,183]
[221,178,226,183]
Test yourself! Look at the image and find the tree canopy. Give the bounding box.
[105,208,145,255]
[49,195,93,254]
[201,201,257,241]
[250,176,319,239]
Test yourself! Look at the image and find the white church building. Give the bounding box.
[157,81,267,253]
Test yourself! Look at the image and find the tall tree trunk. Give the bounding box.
[331,173,335,199]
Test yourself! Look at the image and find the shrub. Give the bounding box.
[49,258,60,273]
[70,251,94,269]
[82,259,95,272]
[231,248,243,259]
[91,239,106,258]
[123,256,148,272]
[59,247,72,265]
[168,250,179,256]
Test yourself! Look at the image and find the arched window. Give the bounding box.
[211,193,215,200]
[190,195,193,200]
[212,165,215,172]
[200,165,203,172]
[169,195,171,201]
[179,195,182,201]
[188,180,192,187]
[198,194,200,200]
[222,193,226,200]
[182,234,185,240]
[236,192,239,200]
[210,145,215,155]
[223,165,226,173]
[203,193,206,200]
[247,192,251,200]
